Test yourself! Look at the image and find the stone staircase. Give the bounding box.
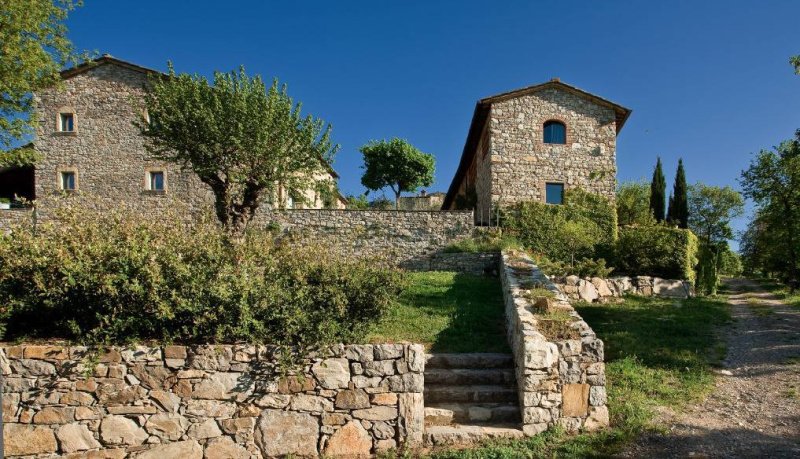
[423,353,524,447]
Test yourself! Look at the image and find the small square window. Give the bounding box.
[61,171,76,191]
[148,171,165,191]
[59,113,74,132]
[545,183,564,205]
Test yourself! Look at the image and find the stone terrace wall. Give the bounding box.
[552,275,694,302]
[1,343,425,458]
[499,251,608,435]
[254,209,475,269]
[0,208,33,232]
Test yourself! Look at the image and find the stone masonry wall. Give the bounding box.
[1,343,425,458]
[552,275,694,302]
[0,209,33,233]
[488,88,618,210]
[254,209,475,269]
[500,251,608,435]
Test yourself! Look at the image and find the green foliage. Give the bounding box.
[687,183,744,245]
[314,180,340,209]
[0,205,402,355]
[359,138,435,208]
[138,64,337,233]
[650,157,667,222]
[615,225,699,280]
[367,272,508,353]
[617,180,655,226]
[442,229,522,253]
[718,246,743,277]
[0,145,41,168]
[0,0,82,152]
[667,158,689,228]
[695,244,721,295]
[502,188,617,265]
[345,194,369,209]
[740,133,800,285]
[533,255,614,278]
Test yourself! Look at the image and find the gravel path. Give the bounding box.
[621,278,800,458]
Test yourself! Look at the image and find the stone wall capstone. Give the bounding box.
[1,343,425,458]
[500,251,608,435]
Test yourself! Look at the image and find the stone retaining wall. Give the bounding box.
[500,251,608,435]
[0,208,33,233]
[552,275,694,302]
[1,343,425,458]
[254,209,475,269]
[407,252,499,276]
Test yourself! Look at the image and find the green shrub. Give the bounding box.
[615,225,698,280]
[0,205,403,354]
[443,229,522,253]
[501,188,617,263]
[533,255,614,278]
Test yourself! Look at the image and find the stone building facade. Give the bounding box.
[442,79,631,224]
[16,55,343,219]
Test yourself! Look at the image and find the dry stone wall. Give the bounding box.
[0,209,33,233]
[1,343,425,458]
[500,251,608,435]
[553,275,694,302]
[254,209,475,270]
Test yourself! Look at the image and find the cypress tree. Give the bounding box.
[650,157,666,222]
[669,158,689,228]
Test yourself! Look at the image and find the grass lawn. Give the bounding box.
[398,294,731,458]
[367,271,509,353]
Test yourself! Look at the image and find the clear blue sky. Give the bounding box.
[65,0,800,242]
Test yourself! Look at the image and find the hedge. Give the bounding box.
[501,188,617,262]
[0,205,404,353]
[615,225,699,281]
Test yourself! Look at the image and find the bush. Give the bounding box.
[0,205,404,354]
[532,255,614,278]
[443,229,522,253]
[615,225,698,280]
[501,188,617,263]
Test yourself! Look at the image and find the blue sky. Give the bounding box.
[65,1,800,241]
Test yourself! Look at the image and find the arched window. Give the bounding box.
[543,120,566,144]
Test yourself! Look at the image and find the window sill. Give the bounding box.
[53,131,78,137]
[142,190,167,195]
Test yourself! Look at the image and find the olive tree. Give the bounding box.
[138,65,337,233]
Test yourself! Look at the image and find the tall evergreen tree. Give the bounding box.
[650,157,666,222]
[667,158,689,228]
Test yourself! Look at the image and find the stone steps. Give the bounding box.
[426,353,514,369]
[424,403,521,426]
[424,385,517,404]
[425,368,515,386]
[424,424,525,447]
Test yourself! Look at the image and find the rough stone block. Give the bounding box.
[561,383,589,417]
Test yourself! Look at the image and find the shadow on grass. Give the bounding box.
[367,272,509,353]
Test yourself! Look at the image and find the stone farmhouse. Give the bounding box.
[0,55,345,218]
[442,79,631,224]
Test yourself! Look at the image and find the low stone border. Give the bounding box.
[552,275,694,302]
[402,252,500,276]
[1,343,425,458]
[500,251,609,435]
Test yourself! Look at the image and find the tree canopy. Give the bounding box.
[740,133,800,284]
[0,0,82,167]
[687,183,744,245]
[359,138,435,209]
[649,157,666,222]
[667,158,689,228]
[138,64,337,233]
[616,180,654,226]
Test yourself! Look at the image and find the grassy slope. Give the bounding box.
[406,295,731,459]
[367,271,509,353]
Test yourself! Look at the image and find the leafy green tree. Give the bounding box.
[0,0,82,167]
[791,55,800,74]
[345,194,369,209]
[650,157,666,222]
[359,138,435,209]
[616,180,654,226]
[138,65,337,233]
[740,133,800,287]
[688,183,744,295]
[667,159,689,228]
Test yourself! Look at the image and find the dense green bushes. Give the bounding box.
[615,225,699,281]
[502,189,617,263]
[0,206,403,352]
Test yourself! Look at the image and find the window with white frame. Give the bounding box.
[60,171,76,191]
[146,170,165,191]
[59,113,75,132]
